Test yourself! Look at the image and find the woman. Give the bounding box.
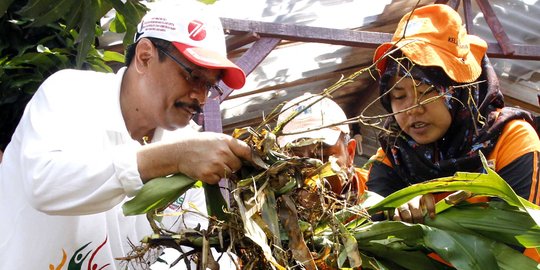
[366,5,540,261]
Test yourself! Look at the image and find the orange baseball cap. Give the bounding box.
[373,4,487,83]
[136,3,245,89]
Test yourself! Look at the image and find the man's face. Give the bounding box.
[291,138,350,169]
[289,134,355,193]
[146,44,222,130]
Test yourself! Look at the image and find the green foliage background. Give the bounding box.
[0,0,147,150]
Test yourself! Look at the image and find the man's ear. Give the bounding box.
[133,38,156,73]
[346,137,357,167]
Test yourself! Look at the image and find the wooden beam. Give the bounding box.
[437,0,460,10]
[487,43,540,61]
[226,32,260,51]
[201,37,281,130]
[504,95,540,114]
[221,17,392,49]
[220,37,281,101]
[220,17,540,60]
[462,0,474,34]
[475,0,515,55]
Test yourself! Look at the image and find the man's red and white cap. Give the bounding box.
[135,3,245,89]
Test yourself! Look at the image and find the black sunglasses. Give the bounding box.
[155,45,223,98]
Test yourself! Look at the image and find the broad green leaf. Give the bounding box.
[368,152,540,226]
[0,0,16,15]
[349,222,441,270]
[260,189,283,250]
[198,0,218,4]
[107,0,147,27]
[17,0,57,18]
[75,0,98,68]
[64,2,83,31]
[97,1,113,19]
[351,221,425,244]
[349,221,538,270]
[336,219,362,268]
[491,242,540,269]
[359,253,405,270]
[122,173,196,216]
[109,12,127,33]
[102,50,124,63]
[423,226,498,270]
[203,183,229,222]
[360,244,444,270]
[423,225,539,270]
[26,0,75,27]
[427,202,540,248]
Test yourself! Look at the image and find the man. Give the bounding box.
[276,93,367,202]
[0,3,251,269]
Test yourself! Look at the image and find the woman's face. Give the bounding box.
[389,75,452,145]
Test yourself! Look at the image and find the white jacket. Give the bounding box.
[0,68,210,269]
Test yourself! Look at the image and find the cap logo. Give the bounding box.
[294,105,312,115]
[448,36,458,45]
[187,20,207,41]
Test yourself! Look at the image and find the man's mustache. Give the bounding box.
[174,101,203,114]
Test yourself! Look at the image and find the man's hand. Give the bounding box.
[392,194,436,223]
[137,132,252,184]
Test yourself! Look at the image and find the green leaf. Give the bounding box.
[260,189,282,247]
[424,225,539,270]
[368,152,540,226]
[102,50,124,63]
[336,219,362,268]
[75,0,98,68]
[203,183,229,222]
[350,222,441,270]
[349,220,539,270]
[198,0,218,5]
[122,174,196,216]
[423,226,498,270]
[427,202,540,248]
[26,0,75,27]
[64,1,84,30]
[107,0,146,27]
[17,0,57,18]
[0,0,16,15]
[109,12,127,33]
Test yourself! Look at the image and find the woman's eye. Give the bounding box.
[391,94,405,100]
[418,85,437,96]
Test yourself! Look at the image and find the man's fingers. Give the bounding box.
[227,137,253,162]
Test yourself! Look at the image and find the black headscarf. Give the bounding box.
[377,55,536,184]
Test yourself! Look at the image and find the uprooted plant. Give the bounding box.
[120,34,540,269]
[120,83,540,269]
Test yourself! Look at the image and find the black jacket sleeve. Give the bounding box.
[367,161,409,197]
[498,151,539,204]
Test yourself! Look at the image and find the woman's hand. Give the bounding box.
[392,194,436,223]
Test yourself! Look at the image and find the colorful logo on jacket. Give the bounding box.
[49,237,110,270]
